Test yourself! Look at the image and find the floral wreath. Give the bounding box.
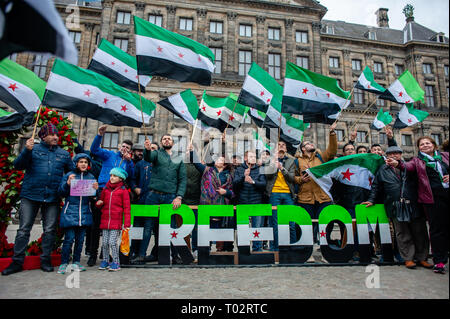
[0,107,77,257]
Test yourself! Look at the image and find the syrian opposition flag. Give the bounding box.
[88,38,151,92]
[197,91,248,132]
[0,58,46,117]
[134,15,215,86]
[0,109,34,132]
[42,59,156,128]
[393,103,429,129]
[371,109,393,131]
[253,131,271,152]
[379,70,424,104]
[158,89,201,128]
[307,153,385,201]
[0,0,77,64]
[282,62,351,124]
[238,62,283,113]
[355,66,386,94]
[248,107,267,128]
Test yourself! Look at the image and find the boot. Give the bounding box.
[40,262,54,272]
[1,262,23,276]
[87,254,97,267]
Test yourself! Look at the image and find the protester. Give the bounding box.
[131,143,144,165]
[96,167,131,271]
[387,136,449,274]
[57,154,99,274]
[363,146,431,269]
[233,150,267,252]
[144,134,187,264]
[342,143,356,156]
[294,122,337,259]
[263,141,297,251]
[189,144,234,252]
[129,146,155,263]
[2,124,74,276]
[87,124,134,266]
[356,145,368,154]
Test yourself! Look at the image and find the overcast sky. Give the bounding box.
[318,0,449,36]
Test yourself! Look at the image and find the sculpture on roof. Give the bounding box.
[402,4,414,19]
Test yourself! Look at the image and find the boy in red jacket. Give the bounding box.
[96,167,131,271]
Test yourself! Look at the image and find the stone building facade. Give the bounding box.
[2,0,449,159]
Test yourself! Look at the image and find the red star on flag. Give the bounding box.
[267,98,271,103]
[326,93,330,98]
[8,83,18,91]
[287,129,292,133]
[216,110,222,116]
[198,57,202,62]
[178,53,184,58]
[202,106,206,111]
[367,84,371,89]
[302,88,308,94]
[320,230,326,238]
[253,230,260,238]
[170,231,178,239]
[111,61,115,66]
[341,168,355,181]
[405,100,410,104]
[260,91,265,96]
[398,92,403,97]
[103,97,109,104]
[407,118,413,123]
[135,75,139,80]
[124,69,128,73]
[121,105,127,112]
[229,115,235,121]
[157,46,163,53]
[84,89,92,97]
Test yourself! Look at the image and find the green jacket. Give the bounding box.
[144,148,187,198]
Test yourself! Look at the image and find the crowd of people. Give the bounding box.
[1,121,448,276]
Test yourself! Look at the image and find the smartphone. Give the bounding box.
[301,170,308,176]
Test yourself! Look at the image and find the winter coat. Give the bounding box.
[143,148,187,198]
[398,151,449,204]
[13,141,74,203]
[183,163,202,205]
[130,159,152,204]
[233,163,266,204]
[90,134,134,188]
[193,162,234,205]
[263,156,297,200]
[58,170,95,228]
[294,131,337,204]
[366,163,421,219]
[96,180,131,230]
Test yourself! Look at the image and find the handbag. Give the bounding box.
[392,171,413,222]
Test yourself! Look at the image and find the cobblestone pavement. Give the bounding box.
[1,225,448,300]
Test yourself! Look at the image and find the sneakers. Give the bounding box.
[108,262,120,272]
[71,262,86,272]
[57,264,68,274]
[433,263,446,274]
[98,260,110,270]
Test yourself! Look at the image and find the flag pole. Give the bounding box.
[190,118,199,145]
[332,86,355,126]
[349,97,378,133]
[137,75,148,141]
[31,105,43,141]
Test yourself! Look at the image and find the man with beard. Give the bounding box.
[131,144,144,165]
[143,135,187,264]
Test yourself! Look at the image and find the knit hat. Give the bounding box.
[386,146,403,154]
[110,167,128,180]
[38,123,58,139]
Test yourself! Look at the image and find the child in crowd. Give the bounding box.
[57,154,98,274]
[96,167,131,271]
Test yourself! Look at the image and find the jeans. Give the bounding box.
[269,193,295,251]
[191,209,198,252]
[12,198,59,265]
[61,227,87,264]
[299,201,333,245]
[140,191,177,257]
[85,188,102,257]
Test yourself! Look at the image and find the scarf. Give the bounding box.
[420,151,449,189]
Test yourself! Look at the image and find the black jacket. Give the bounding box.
[233,163,266,204]
[366,163,421,219]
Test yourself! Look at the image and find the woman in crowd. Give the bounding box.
[387,136,449,274]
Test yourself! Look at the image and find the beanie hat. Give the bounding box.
[110,167,128,180]
[38,123,58,139]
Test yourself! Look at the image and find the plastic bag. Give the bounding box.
[120,228,130,256]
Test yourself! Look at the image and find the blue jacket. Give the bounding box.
[130,159,152,204]
[90,134,134,188]
[13,142,74,203]
[233,163,267,204]
[58,170,95,228]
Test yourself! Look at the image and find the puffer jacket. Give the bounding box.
[90,134,134,188]
[233,163,266,204]
[96,180,131,230]
[58,169,95,228]
[13,141,74,203]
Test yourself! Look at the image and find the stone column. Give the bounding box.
[100,0,113,40]
[226,11,238,72]
[166,5,177,31]
[256,16,266,67]
[134,2,146,19]
[311,21,322,73]
[285,19,294,64]
[196,8,208,44]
